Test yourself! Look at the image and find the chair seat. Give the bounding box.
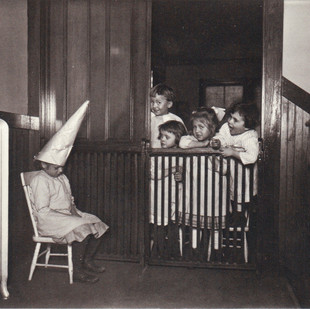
[32,235,57,243]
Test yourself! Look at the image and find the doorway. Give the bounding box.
[151,0,263,129]
[148,0,264,268]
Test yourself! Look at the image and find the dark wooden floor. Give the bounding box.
[1,251,300,308]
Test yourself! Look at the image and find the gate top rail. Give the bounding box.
[148,147,221,156]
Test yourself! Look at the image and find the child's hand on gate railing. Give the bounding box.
[210,138,221,150]
[173,166,183,182]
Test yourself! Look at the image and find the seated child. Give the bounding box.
[30,101,109,284]
[179,107,227,249]
[150,83,186,148]
[211,101,260,226]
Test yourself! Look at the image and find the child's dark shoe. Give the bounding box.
[83,260,106,273]
[73,270,99,284]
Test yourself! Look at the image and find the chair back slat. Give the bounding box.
[20,171,41,237]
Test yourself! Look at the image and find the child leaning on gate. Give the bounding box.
[149,120,186,257]
[30,101,109,284]
[211,101,260,227]
[150,83,186,148]
[178,107,227,250]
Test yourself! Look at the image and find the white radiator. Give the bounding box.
[0,119,9,299]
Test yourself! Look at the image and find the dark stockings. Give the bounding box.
[72,235,103,271]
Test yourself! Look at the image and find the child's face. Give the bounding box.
[228,111,247,135]
[159,130,177,148]
[192,119,211,141]
[42,162,63,178]
[151,94,172,116]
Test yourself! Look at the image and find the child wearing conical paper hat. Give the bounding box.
[30,101,109,284]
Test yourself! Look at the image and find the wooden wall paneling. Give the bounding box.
[104,152,112,255]
[293,105,305,276]
[97,152,104,219]
[304,111,310,279]
[108,0,132,141]
[85,152,91,212]
[40,0,53,142]
[77,152,85,209]
[116,153,125,256]
[90,152,98,216]
[124,153,130,257]
[110,153,117,255]
[28,0,40,117]
[89,0,107,141]
[261,0,283,266]
[279,97,288,265]
[285,101,296,271]
[9,128,40,260]
[131,0,152,143]
[67,0,89,139]
[131,153,139,256]
[49,0,66,124]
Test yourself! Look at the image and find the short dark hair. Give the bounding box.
[150,83,176,102]
[229,102,260,129]
[190,107,219,138]
[158,120,187,145]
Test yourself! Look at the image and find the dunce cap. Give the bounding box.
[34,100,90,166]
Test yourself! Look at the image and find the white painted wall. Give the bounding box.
[0,0,28,115]
[283,0,310,93]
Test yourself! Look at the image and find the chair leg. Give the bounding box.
[244,232,248,263]
[67,244,73,284]
[207,233,211,261]
[207,230,219,261]
[29,243,41,281]
[45,244,51,267]
[150,239,154,252]
[192,228,197,249]
[179,228,182,256]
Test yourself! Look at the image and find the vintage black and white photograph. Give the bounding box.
[0,0,309,308]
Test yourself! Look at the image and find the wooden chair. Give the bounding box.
[20,171,73,284]
[207,210,250,263]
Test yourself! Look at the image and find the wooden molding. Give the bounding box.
[0,112,39,130]
[282,77,310,114]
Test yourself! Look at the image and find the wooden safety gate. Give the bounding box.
[146,148,259,269]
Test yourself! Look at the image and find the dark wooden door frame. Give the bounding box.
[261,0,283,267]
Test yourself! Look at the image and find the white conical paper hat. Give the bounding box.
[35,100,89,166]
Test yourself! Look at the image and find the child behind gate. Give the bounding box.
[211,102,260,227]
[179,107,227,251]
[149,120,186,257]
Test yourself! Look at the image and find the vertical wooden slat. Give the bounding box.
[279,97,289,264]
[104,152,112,255]
[124,153,130,257]
[286,102,296,270]
[97,152,104,219]
[131,153,139,256]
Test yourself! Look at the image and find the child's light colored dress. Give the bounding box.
[181,155,227,229]
[149,156,183,226]
[30,170,109,244]
[215,122,259,203]
[179,135,227,229]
